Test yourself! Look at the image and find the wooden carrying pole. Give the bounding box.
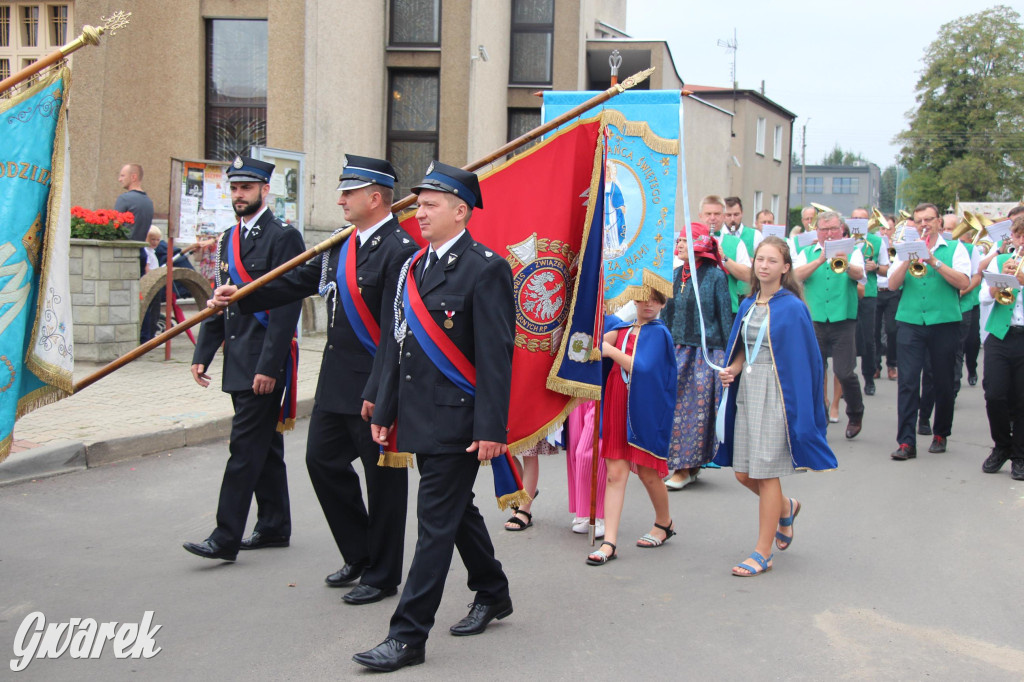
[72,67,656,393]
[0,12,131,95]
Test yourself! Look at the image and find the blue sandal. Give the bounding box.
[775,498,801,551]
[732,551,773,576]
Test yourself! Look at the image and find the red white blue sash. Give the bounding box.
[403,248,476,395]
[401,248,525,508]
[336,234,380,356]
[227,223,299,431]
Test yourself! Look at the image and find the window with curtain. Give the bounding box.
[509,0,553,85]
[205,19,268,161]
[389,0,441,47]
[755,117,766,155]
[387,69,440,199]
[773,125,783,160]
[507,107,540,157]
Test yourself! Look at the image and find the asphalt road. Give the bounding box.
[1,376,1022,680]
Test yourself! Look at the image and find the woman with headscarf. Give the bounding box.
[663,223,734,489]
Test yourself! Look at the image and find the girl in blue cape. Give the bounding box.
[586,291,678,566]
[715,236,837,577]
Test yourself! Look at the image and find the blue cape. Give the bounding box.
[713,290,837,471]
[603,316,678,460]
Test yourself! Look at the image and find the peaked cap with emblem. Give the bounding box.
[411,161,484,209]
[337,154,397,191]
[227,155,275,183]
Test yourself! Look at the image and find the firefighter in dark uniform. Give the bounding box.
[209,156,415,603]
[184,156,305,562]
[354,162,515,672]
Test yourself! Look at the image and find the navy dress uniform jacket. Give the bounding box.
[237,217,417,415]
[373,230,515,453]
[192,210,306,389]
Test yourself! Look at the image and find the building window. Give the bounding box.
[509,0,554,85]
[507,107,540,157]
[832,177,859,194]
[205,19,268,161]
[771,194,780,217]
[0,3,74,96]
[796,176,823,194]
[389,0,441,47]
[755,117,766,156]
[387,69,440,199]
[753,191,763,213]
[773,125,783,161]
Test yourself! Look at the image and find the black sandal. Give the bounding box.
[504,509,532,531]
[636,521,676,548]
[586,541,617,565]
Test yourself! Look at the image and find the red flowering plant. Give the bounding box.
[70,206,135,240]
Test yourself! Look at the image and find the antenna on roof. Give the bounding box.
[716,29,737,89]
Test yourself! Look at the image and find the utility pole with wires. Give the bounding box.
[800,118,811,210]
[717,29,738,135]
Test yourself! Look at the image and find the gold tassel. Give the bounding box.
[0,433,12,464]
[276,418,296,433]
[377,451,414,469]
[496,489,534,511]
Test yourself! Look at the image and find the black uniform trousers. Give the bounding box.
[856,296,877,382]
[982,328,1024,460]
[957,306,981,383]
[875,289,900,371]
[388,452,509,648]
[896,321,959,446]
[814,319,863,418]
[209,387,290,549]
[305,408,407,589]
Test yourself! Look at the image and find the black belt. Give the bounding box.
[1007,326,1024,335]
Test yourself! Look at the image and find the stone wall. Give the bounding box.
[69,239,142,362]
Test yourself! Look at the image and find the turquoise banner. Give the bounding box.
[0,69,74,460]
[542,91,679,309]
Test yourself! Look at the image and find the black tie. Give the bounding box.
[419,251,438,286]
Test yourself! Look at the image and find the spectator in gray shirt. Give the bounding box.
[115,163,154,241]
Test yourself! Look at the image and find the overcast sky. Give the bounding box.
[625,0,1002,169]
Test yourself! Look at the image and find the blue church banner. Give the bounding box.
[543,91,680,310]
[0,68,75,461]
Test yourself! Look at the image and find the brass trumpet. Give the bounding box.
[830,255,848,274]
[995,255,1023,305]
[908,257,928,278]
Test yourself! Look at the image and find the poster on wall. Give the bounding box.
[169,158,238,288]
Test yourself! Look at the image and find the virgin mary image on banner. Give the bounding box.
[604,159,627,258]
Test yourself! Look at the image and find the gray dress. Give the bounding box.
[732,304,795,478]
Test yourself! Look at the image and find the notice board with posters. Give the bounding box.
[250,146,305,238]
[167,157,238,288]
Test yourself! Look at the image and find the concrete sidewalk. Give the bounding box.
[0,331,327,486]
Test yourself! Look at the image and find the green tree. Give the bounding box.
[895,5,1024,207]
[821,144,868,166]
[879,166,897,214]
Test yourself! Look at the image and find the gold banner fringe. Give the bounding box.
[497,489,533,512]
[0,433,11,463]
[601,109,680,155]
[378,451,414,469]
[603,268,673,313]
[276,418,296,433]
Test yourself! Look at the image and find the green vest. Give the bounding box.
[719,232,748,313]
[860,233,883,298]
[985,253,1018,340]
[894,242,962,325]
[959,242,980,313]
[737,225,757,260]
[800,244,859,323]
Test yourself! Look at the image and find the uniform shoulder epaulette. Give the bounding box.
[467,241,500,261]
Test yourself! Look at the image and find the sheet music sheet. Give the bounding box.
[824,238,856,259]
[981,271,1021,289]
[895,240,929,260]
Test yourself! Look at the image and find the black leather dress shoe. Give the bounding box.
[864,381,876,396]
[449,598,513,636]
[343,584,397,605]
[352,638,425,672]
[928,436,947,453]
[1011,459,1024,481]
[918,422,932,436]
[845,416,863,440]
[968,373,978,386]
[326,563,366,587]
[183,538,237,562]
[982,448,1010,474]
[891,444,917,461]
[239,531,290,550]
